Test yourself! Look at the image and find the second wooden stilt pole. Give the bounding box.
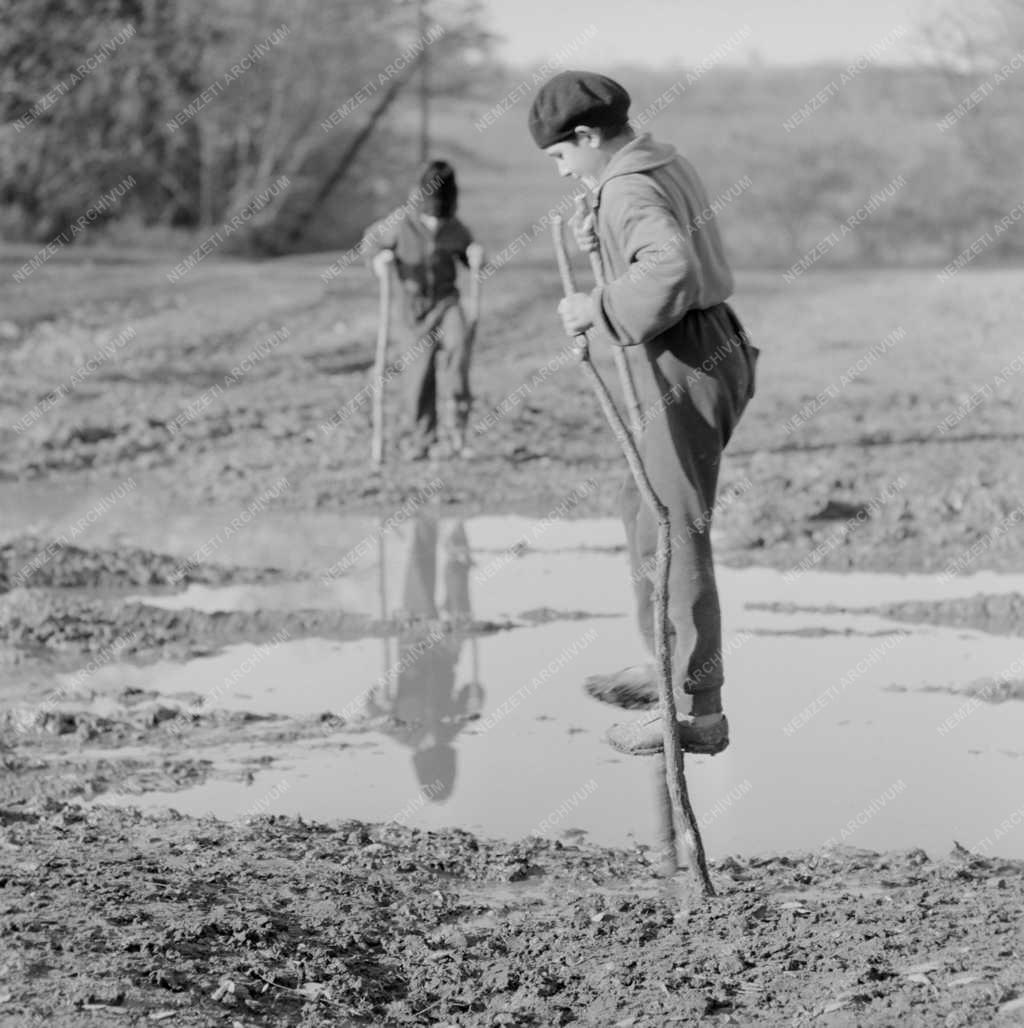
[588,247,679,876]
[371,264,392,468]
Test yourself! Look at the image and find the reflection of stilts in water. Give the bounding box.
[446,519,485,726]
[655,755,678,875]
[378,521,395,705]
[584,680,678,874]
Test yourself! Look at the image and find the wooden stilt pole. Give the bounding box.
[371,265,392,467]
[458,248,484,454]
[588,246,679,876]
[467,248,483,344]
[552,217,713,897]
[588,250,644,438]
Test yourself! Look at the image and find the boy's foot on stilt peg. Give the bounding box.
[584,664,658,709]
[606,713,729,756]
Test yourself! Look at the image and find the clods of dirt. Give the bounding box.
[874,593,1024,637]
[0,586,585,659]
[1,804,1022,1026]
[0,535,284,593]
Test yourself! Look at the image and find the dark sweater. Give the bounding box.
[363,210,473,321]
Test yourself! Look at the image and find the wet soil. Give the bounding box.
[4,256,1024,1025]
[0,535,284,593]
[0,533,601,662]
[0,585,592,660]
[3,804,1024,1027]
[751,592,1024,638]
[0,699,340,814]
[2,260,1023,575]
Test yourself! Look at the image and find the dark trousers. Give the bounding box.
[621,302,758,716]
[399,297,472,448]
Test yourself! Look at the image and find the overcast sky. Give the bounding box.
[480,0,935,67]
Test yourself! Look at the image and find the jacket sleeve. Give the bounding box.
[593,179,703,347]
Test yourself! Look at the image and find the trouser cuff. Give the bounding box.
[686,686,723,717]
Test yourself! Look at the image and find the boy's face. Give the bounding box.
[543,131,605,187]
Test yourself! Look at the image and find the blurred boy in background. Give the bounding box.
[363,160,484,459]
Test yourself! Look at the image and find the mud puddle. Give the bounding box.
[0,474,386,579]
[65,511,1024,862]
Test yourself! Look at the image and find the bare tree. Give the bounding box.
[192,0,493,248]
[911,0,1024,257]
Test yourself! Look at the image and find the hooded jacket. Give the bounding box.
[591,134,734,347]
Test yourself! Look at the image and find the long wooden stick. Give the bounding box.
[552,217,713,897]
[588,250,644,438]
[467,248,483,345]
[371,265,391,467]
[587,246,678,875]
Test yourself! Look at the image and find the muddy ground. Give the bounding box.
[2,252,1024,1025]
[2,804,1023,1028]
[2,255,1023,574]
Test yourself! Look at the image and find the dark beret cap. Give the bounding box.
[528,70,631,148]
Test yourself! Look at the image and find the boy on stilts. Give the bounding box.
[363,161,484,460]
[529,71,759,756]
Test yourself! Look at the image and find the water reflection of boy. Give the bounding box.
[366,516,483,802]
